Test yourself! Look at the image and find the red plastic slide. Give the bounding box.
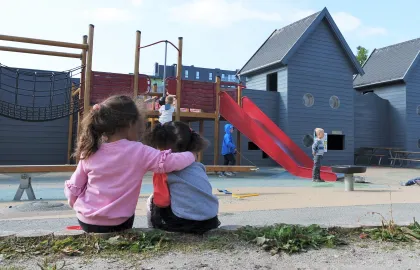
[219,92,337,181]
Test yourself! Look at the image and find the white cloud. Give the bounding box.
[85,8,134,22]
[169,0,281,27]
[332,12,387,37]
[131,0,143,6]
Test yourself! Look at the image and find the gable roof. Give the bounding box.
[353,38,420,88]
[238,8,364,76]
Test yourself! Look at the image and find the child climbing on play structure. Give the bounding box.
[145,121,220,234]
[158,95,176,124]
[220,123,237,177]
[312,128,325,182]
[64,95,196,233]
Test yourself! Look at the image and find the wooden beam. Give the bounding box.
[205,166,257,172]
[77,35,88,159]
[236,85,242,165]
[84,24,94,116]
[0,45,81,59]
[198,120,204,162]
[133,31,141,98]
[0,34,88,49]
[175,37,183,121]
[214,76,221,165]
[0,165,257,174]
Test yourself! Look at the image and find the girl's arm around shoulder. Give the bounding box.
[64,160,88,208]
[135,143,195,173]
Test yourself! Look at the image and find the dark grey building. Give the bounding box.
[154,63,239,83]
[237,7,364,166]
[353,38,420,152]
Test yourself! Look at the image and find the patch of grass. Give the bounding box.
[0,267,25,270]
[0,230,168,259]
[236,224,346,255]
[361,216,420,242]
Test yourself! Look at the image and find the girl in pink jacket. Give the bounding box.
[64,95,195,233]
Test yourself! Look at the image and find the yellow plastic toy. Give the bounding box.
[232,193,259,199]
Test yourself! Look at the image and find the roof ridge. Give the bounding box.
[376,37,420,51]
[275,10,322,33]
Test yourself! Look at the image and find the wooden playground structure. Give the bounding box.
[0,24,256,200]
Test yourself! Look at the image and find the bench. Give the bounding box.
[389,158,420,167]
[0,165,257,201]
[355,152,386,165]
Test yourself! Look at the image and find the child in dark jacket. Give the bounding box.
[221,123,236,177]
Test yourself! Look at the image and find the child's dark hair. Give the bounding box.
[75,95,144,159]
[147,121,209,153]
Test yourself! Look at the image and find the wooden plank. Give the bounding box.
[0,165,257,174]
[0,34,88,49]
[205,166,257,172]
[0,45,81,58]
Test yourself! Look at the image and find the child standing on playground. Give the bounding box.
[221,123,237,177]
[158,95,176,125]
[64,95,196,233]
[312,128,325,182]
[146,121,220,234]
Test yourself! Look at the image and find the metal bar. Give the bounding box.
[49,73,54,119]
[0,45,81,59]
[0,34,88,49]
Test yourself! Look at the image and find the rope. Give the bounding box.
[0,63,84,121]
[236,150,259,168]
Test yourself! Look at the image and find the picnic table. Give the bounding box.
[390,151,420,167]
[356,147,402,166]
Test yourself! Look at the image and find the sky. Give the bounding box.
[0,0,419,76]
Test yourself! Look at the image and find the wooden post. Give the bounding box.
[198,120,204,162]
[133,30,141,98]
[150,83,157,130]
[175,37,183,121]
[67,85,76,164]
[236,85,242,165]
[78,35,87,142]
[213,76,221,165]
[84,24,94,116]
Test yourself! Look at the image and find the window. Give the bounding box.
[417,105,420,115]
[209,72,213,81]
[196,71,200,79]
[221,74,225,80]
[418,139,420,149]
[303,93,314,107]
[329,96,340,109]
[266,72,278,91]
[185,70,188,78]
[327,135,345,150]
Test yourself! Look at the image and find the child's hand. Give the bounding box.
[312,152,315,156]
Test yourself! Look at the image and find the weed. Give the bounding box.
[236,224,345,255]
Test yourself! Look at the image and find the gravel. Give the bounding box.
[2,242,420,269]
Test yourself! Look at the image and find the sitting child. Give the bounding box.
[64,95,196,233]
[158,95,176,125]
[146,121,220,234]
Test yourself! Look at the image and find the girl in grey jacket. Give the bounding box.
[145,121,220,234]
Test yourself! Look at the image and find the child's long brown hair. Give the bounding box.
[75,95,144,160]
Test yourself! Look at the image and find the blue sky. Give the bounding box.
[0,0,418,75]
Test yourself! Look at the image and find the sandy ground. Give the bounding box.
[2,242,420,270]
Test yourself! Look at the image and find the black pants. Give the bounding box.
[78,215,135,233]
[223,153,236,166]
[150,199,220,235]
